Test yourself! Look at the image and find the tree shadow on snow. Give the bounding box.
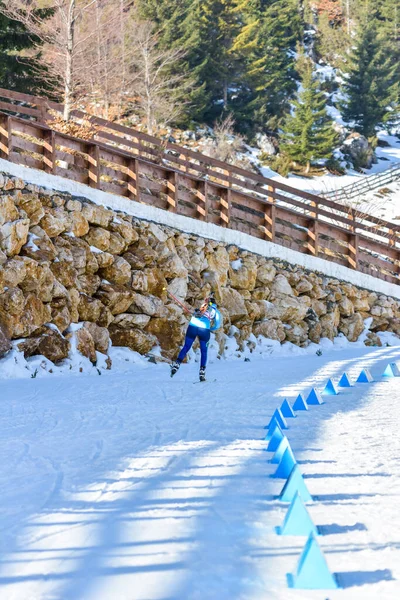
[318,522,367,535]
[336,568,394,588]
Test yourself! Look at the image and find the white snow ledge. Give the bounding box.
[2,157,400,300]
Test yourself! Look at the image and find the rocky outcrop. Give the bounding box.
[18,326,70,362]
[0,318,11,358]
[341,133,375,169]
[0,173,399,368]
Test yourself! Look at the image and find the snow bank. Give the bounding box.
[2,317,399,381]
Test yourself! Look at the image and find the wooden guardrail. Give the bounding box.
[0,87,399,285]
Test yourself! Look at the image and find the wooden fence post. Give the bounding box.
[167,171,179,213]
[397,248,400,280]
[179,152,187,173]
[264,185,276,242]
[348,208,359,269]
[348,233,359,269]
[220,187,231,227]
[87,144,100,189]
[263,203,276,242]
[267,184,275,204]
[196,180,209,221]
[127,158,141,202]
[307,220,319,256]
[307,200,319,256]
[37,98,48,123]
[389,228,397,249]
[43,130,56,174]
[221,168,230,188]
[389,229,400,279]
[0,115,11,159]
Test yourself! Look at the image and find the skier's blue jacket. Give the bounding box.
[189,303,222,332]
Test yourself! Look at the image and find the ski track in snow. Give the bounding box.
[0,347,400,599]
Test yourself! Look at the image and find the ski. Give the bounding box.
[193,378,217,384]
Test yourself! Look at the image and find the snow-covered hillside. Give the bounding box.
[250,131,400,223]
[1,345,400,600]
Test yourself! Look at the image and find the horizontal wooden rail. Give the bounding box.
[0,91,399,284]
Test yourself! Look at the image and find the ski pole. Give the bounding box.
[163,287,192,315]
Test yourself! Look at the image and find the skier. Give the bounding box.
[170,295,222,382]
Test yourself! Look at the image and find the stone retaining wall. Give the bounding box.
[1,173,399,366]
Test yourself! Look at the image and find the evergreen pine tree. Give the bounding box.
[342,22,399,137]
[136,0,241,124]
[280,59,338,172]
[379,0,399,41]
[375,0,400,83]
[173,0,241,122]
[0,5,46,93]
[232,0,303,133]
[136,0,190,49]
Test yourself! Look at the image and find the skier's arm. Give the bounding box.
[210,309,222,331]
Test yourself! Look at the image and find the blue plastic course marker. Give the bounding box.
[287,533,338,589]
[265,418,281,440]
[306,388,324,405]
[279,465,312,503]
[382,362,400,377]
[293,393,308,411]
[338,372,352,387]
[271,446,296,479]
[322,379,339,396]
[267,408,288,431]
[280,399,296,418]
[270,436,289,464]
[356,369,373,383]
[266,423,285,452]
[276,492,319,536]
[264,415,283,436]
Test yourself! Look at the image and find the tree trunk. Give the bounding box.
[305,160,311,174]
[143,46,153,135]
[223,80,228,109]
[64,0,76,121]
[346,0,351,36]
[119,0,127,118]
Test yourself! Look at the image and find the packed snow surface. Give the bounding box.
[1,345,400,599]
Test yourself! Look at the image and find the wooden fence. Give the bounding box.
[0,87,399,285]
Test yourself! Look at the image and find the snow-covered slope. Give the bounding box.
[256,131,400,221]
[0,345,400,599]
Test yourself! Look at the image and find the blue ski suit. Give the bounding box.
[177,303,222,368]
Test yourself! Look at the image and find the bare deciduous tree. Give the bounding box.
[77,0,138,119]
[1,2,191,132]
[205,114,246,164]
[0,0,97,120]
[132,21,190,135]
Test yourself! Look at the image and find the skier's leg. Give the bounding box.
[177,334,196,363]
[198,330,211,381]
[171,325,197,377]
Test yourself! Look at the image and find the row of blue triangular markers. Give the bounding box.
[265,361,400,590]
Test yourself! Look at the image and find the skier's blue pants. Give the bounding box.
[177,324,211,368]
